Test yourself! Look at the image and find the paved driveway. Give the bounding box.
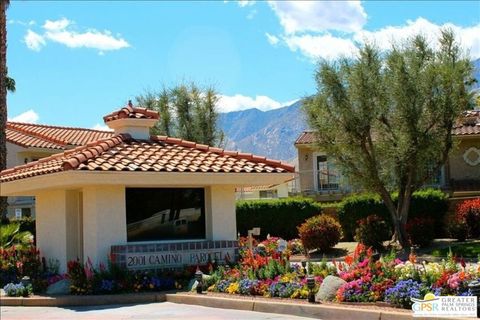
[1,302,316,320]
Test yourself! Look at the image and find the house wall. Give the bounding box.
[297,146,315,192]
[35,190,69,273]
[33,184,239,271]
[448,138,480,181]
[6,142,60,219]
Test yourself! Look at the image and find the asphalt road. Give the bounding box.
[0,302,316,320]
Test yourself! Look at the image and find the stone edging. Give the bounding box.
[0,292,166,307]
[165,293,473,320]
[1,292,473,320]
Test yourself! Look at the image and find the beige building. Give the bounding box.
[1,104,294,272]
[295,110,480,201]
[235,182,290,200]
[5,121,113,219]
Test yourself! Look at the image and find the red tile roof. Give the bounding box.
[1,134,294,183]
[294,131,316,145]
[452,110,480,135]
[6,122,113,150]
[103,102,159,123]
[296,110,480,145]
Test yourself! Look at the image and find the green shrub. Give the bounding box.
[354,215,392,251]
[338,189,448,241]
[337,193,390,241]
[406,217,435,247]
[298,214,341,252]
[236,198,322,239]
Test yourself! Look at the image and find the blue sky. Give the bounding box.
[6,1,480,129]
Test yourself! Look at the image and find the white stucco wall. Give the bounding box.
[35,190,69,273]
[207,185,237,240]
[82,185,127,266]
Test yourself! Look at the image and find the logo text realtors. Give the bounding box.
[412,295,477,318]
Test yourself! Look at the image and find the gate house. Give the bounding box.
[0,104,294,272]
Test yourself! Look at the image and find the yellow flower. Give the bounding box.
[226,282,239,294]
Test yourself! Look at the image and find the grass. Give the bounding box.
[428,243,480,258]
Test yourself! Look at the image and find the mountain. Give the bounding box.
[219,59,480,163]
[219,100,307,163]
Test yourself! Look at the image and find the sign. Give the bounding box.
[126,248,235,269]
[15,208,22,219]
[412,294,477,318]
[111,240,238,270]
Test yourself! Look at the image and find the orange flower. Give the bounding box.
[408,253,416,263]
[344,255,354,266]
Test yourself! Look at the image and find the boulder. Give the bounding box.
[315,275,346,302]
[46,279,71,295]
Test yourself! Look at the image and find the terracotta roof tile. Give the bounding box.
[1,135,294,183]
[103,102,159,123]
[452,110,480,136]
[6,122,113,149]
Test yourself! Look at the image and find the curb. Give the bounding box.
[165,293,472,320]
[0,292,166,307]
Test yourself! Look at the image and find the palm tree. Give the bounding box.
[0,0,10,222]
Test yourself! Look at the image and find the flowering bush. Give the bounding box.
[0,245,48,292]
[287,238,304,255]
[208,238,480,307]
[385,280,425,308]
[298,214,341,252]
[406,217,435,247]
[3,282,33,297]
[67,256,182,295]
[354,215,391,251]
[455,198,480,238]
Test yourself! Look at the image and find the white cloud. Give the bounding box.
[24,30,46,51]
[265,33,279,45]
[355,18,480,59]
[238,0,255,7]
[218,94,297,113]
[267,17,480,61]
[23,18,130,53]
[91,123,113,131]
[267,1,367,34]
[8,110,39,123]
[284,34,358,61]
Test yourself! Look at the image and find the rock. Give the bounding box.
[315,275,346,302]
[188,274,213,292]
[46,279,71,295]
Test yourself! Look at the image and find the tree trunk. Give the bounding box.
[0,0,9,222]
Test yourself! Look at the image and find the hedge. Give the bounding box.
[236,198,323,239]
[338,189,449,241]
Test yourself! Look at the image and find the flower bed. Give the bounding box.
[207,238,480,309]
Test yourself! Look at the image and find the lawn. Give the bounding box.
[428,243,480,258]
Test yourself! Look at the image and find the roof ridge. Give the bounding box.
[62,134,129,170]
[0,134,129,177]
[151,135,295,172]
[7,121,112,134]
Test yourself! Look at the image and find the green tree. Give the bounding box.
[0,0,10,222]
[304,30,473,248]
[136,83,224,146]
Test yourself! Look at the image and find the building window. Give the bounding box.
[316,156,339,190]
[126,188,205,242]
[259,190,278,199]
